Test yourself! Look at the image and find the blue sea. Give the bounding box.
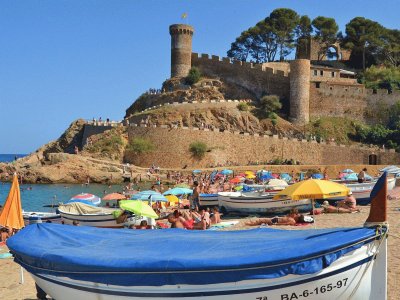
[0,154,27,163]
[0,183,125,212]
[0,154,129,211]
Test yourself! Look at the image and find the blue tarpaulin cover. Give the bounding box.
[7,224,376,286]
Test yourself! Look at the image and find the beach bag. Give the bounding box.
[302,215,314,223]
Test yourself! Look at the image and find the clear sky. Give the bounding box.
[1,0,399,154]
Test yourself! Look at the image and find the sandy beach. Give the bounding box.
[1,196,399,299]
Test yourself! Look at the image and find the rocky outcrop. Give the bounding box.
[43,119,86,156]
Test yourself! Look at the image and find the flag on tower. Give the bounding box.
[181,12,188,19]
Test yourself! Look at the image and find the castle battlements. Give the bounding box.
[191,53,289,77]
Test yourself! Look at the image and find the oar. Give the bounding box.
[43,204,59,208]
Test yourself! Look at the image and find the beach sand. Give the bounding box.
[1,198,399,299]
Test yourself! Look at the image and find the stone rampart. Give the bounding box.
[81,124,113,148]
[309,82,367,121]
[125,126,399,168]
[191,53,290,100]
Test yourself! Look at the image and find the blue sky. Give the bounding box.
[1,0,399,153]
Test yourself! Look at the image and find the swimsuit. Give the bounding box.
[271,217,279,224]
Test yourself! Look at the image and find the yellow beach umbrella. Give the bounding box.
[119,200,158,219]
[245,171,255,175]
[246,174,256,179]
[273,179,350,200]
[0,174,24,230]
[165,195,180,204]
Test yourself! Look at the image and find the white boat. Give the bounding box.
[323,177,395,205]
[22,211,62,225]
[6,173,389,300]
[218,191,312,215]
[199,193,219,206]
[58,202,152,228]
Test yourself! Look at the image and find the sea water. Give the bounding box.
[0,154,26,163]
[0,183,124,212]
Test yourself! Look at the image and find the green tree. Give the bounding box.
[127,138,154,154]
[237,102,249,111]
[343,17,385,70]
[259,95,282,118]
[269,8,300,61]
[381,29,400,67]
[189,142,208,159]
[312,16,339,60]
[185,67,201,85]
[227,8,299,63]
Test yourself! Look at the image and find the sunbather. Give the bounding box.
[321,200,360,213]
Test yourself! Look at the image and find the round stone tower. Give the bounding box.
[289,59,310,125]
[169,24,194,78]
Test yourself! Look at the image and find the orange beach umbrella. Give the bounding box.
[102,193,126,201]
[0,174,24,230]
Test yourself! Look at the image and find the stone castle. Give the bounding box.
[168,24,399,125]
[118,24,400,168]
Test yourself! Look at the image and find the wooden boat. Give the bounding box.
[22,211,62,225]
[6,174,389,300]
[218,191,312,215]
[199,193,218,206]
[320,177,395,206]
[58,202,151,228]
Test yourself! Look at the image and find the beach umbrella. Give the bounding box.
[132,190,168,202]
[229,177,244,184]
[343,173,358,181]
[273,179,350,200]
[341,169,354,174]
[102,193,126,201]
[70,193,101,206]
[311,173,323,179]
[272,173,280,178]
[163,187,193,196]
[245,171,255,175]
[267,179,288,188]
[260,173,274,180]
[192,169,202,174]
[246,174,256,179]
[220,169,233,175]
[64,200,98,206]
[280,173,292,181]
[165,195,180,204]
[379,165,397,172]
[119,200,158,219]
[0,174,24,230]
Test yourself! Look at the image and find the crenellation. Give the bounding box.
[211,55,221,61]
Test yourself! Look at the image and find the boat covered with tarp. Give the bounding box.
[6,173,389,300]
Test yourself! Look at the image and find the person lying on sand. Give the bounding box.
[245,209,308,226]
[321,200,360,213]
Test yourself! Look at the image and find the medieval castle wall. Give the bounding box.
[191,53,290,100]
[125,126,398,168]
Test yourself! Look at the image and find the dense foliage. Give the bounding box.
[227,8,338,62]
[185,67,202,85]
[353,101,400,149]
[189,141,208,159]
[237,102,249,111]
[126,137,155,154]
[361,65,400,91]
[227,8,400,69]
[258,95,282,119]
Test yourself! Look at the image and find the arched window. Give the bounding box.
[326,46,339,61]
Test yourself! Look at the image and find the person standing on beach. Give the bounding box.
[191,181,201,211]
[358,168,367,183]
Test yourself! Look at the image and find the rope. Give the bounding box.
[348,225,388,299]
